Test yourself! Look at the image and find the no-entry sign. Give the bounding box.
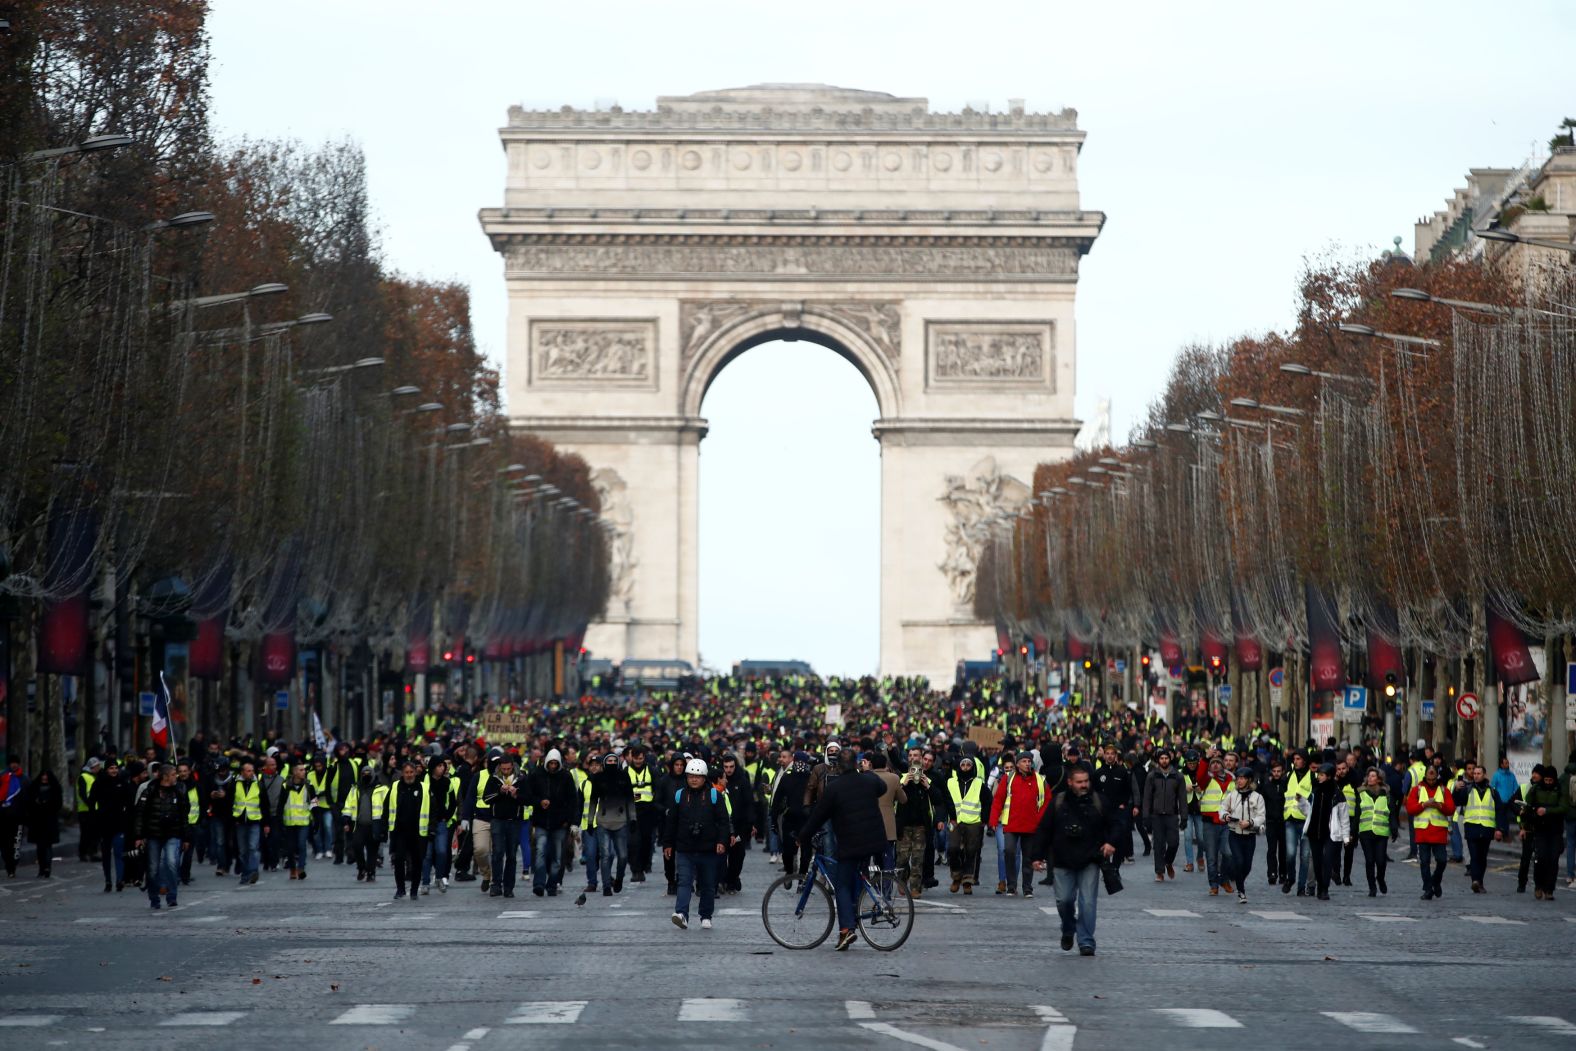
[1455,692,1480,721]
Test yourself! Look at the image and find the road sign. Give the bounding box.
[1269,685,1284,707]
[1341,685,1367,721]
[1268,667,1285,689]
[1114,659,1127,674]
[1216,683,1233,704]
[274,689,290,711]
[1420,699,1435,721]
[1455,692,1480,721]
[138,691,156,717]
[1566,662,1576,696]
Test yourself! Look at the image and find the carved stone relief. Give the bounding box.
[926,321,1054,389]
[530,320,656,387]
[678,299,901,374]
[937,456,1031,609]
[505,241,1077,280]
[590,467,637,612]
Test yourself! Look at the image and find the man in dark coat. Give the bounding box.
[799,759,888,951]
[1031,766,1119,956]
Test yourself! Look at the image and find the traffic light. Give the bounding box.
[1019,644,1029,657]
[441,648,454,662]
[1208,654,1223,673]
[1082,659,1093,671]
[465,652,475,664]
[1140,653,1151,668]
[1383,671,1398,699]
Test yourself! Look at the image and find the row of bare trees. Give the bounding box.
[978,247,1575,763]
[0,2,608,772]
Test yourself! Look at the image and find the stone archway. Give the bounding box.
[480,84,1103,681]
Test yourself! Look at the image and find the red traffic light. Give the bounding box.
[1019,645,1029,656]
[1140,654,1151,667]
[1208,655,1222,669]
[465,653,475,664]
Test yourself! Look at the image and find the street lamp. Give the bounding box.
[1476,228,1576,253]
[23,133,135,163]
[1131,438,1157,450]
[1390,287,1515,317]
[306,356,383,377]
[401,401,443,416]
[388,385,421,397]
[172,282,288,311]
[1280,362,1372,385]
[1337,322,1441,349]
[146,210,215,232]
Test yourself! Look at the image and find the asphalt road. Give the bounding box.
[1,842,1571,1051]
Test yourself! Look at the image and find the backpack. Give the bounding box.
[674,788,720,805]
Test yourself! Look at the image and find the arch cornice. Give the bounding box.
[678,300,903,420]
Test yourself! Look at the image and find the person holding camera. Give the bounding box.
[1030,767,1118,957]
[894,747,935,897]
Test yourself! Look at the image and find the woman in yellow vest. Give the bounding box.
[1355,767,1393,896]
[1455,762,1502,893]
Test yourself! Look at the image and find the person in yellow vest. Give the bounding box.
[1355,766,1394,896]
[988,751,1048,897]
[625,745,657,882]
[176,759,199,886]
[1335,759,1360,887]
[384,759,430,902]
[231,761,264,886]
[574,754,602,897]
[342,764,388,883]
[1404,764,1456,900]
[307,756,334,861]
[1195,756,1234,896]
[1280,751,1314,895]
[281,766,315,880]
[76,757,102,863]
[420,756,460,894]
[1403,750,1429,860]
[1455,762,1503,893]
[944,756,992,894]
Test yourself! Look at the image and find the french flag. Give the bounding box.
[151,671,172,749]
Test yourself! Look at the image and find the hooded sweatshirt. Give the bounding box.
[527,750,579,830]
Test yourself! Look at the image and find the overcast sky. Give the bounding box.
[207,0,1573,675]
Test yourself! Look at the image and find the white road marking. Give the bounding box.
[183,914,227,923]
[858,1022,970,1050]
[442,1044,468,1051]
[329,1004,415,1025]
[1143,908,1201,918]
[1248,910,1307,920]
[1039,906,1059,917]
[72,917,116,924]
[1357,913,1416,922]
[497,910,539,918]
[506,1002,588,1024]
[1323,1012,1418,1034]
[718,908,755,916]
[846,1000,876,1020]
[1452,1038,1486,1048]
[1032,1006,1067,1023]
[911,898,965,910]
[1039,1025,1078,1051]
[463,1028,490,1040]
[0,1016,62,1027]
[1508,1016,1576,1034]
[160,1012,247,1027]
[678,998,747,1021]
[1154,1008,1243,1028]
[1461,915,1524,925]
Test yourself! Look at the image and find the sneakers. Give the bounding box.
[1237,891,1247,903]
[671,912,688,930]
[700,918,713,930]
[440,877,449,892]
[836,928,857,951]
[1023,889,1034,899]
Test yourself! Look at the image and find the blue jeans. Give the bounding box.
[1052,864,1100,950]
[422,824,452,885]
[285,825,310,871]
[580,827,600,888]
[1199,821,1225,888]
[313,810,335,856]
[1447,822,1464,863]
[1185,814,1203,866]
[532,826,565,891]
[146,838,182,904]
[100,831,125,884]
[1284,820,1310,891]
[207,820,230,872]
[598,825,629,888]
[994,825,1007,882]
[491,818,521,893]
[236,824,260,880]
[831,852,872,931]
[518,819,533,872]
[674,850,719,921]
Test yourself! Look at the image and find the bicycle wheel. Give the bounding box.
[856,869,915,951]
[762,872,835,949]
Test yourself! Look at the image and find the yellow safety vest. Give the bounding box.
[999,772,1047,825]
[580,776,597,829]
[307,770,331,805]
[386,779,432,837]
[342,783,389,823]
[77,771,96,813]
[948,777,985,824]
[474,770,492,815]
[1407,761,1427,790]
[282,784,312,827]
[185,784,200,825]
[1357,790,1390,836]
[1199,778,1226,816]
[232,780,261,822]
[1284,770,1312,820]
[1463,786,1496,829]
[628,766,653,805]
[1413,784,1448,830]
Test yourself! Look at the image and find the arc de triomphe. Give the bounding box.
[480,85,1102,681]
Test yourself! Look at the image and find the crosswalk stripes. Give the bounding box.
[1248,910,1307,920]
[1510,1016,1576,1034]
[678,998,747,1021]
[845,1001,876,1020]
[160,1012,248,1027]
[505,1002,587,1024]
[1153,1009,1243,1028]
[329,1004,415,1025]
[1323,1012,1418,1034]
[1356,913,1416,922]
[1142,908,1201,918]
[0,1015,62,1027]
[1460,915,1524,924]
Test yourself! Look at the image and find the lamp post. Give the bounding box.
[1476,227,1576,254]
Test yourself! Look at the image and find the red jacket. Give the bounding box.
[1404,782,1457,843]
[989,771,1049,833]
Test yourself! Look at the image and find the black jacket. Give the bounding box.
[89,774,135,835]
[526,763,579,830]
[1030,788,1118,869]
[723,769,754,836]
[135,781,191,841]
[661,784,732,854]
[799,770,888,861]
[482,770,529,821]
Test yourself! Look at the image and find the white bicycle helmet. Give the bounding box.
[685,758,709,776]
